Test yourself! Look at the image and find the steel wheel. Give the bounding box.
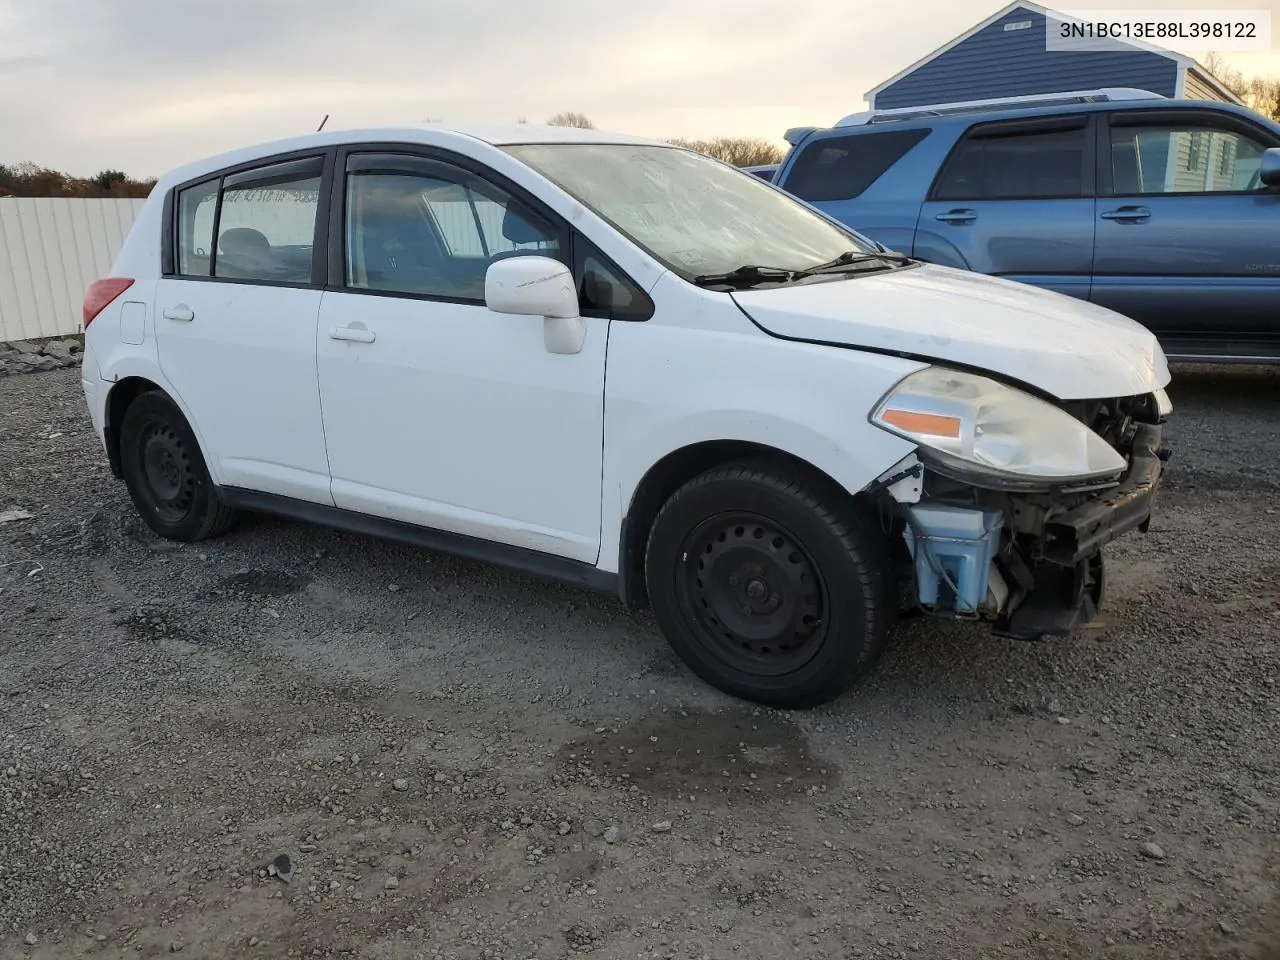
[676,512,829,676]
[138,422,196,524]
[645,462,893,708]
[118,390,237,542]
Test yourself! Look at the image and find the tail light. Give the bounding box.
[83,278,134,330]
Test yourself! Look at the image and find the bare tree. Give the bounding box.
[667,137,786,167]
[547,112,595,129]
[1203,52,1280,121]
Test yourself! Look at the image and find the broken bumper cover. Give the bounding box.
[1042,422,1166,567]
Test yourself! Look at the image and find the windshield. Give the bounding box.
[503,143,880,281]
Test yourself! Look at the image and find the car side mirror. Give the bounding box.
[484,255,586,355]
[1261,147,1280,188]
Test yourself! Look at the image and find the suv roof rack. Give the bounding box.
[832,88,1164,128]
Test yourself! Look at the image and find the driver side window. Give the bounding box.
[344,157,560,301]
[1110,121,1270,195]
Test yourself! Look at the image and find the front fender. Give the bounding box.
[597,318,924,573]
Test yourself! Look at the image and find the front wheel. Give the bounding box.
[644,463,893,708]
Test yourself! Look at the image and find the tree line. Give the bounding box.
[0,162,156,199]
[1202,54,1280,122]
[544,111,785,166]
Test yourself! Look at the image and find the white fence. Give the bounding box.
[0,198,145,343]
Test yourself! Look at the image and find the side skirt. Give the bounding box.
[218,487,621,595]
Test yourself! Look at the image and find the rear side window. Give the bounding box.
[216,164,321,283]
[932,121,1087,200]
[785,129,929,201]
[171,156,323,284]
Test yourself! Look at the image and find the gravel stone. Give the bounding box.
[1140,842,1167,861]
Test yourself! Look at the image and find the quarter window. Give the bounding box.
[933,124,1087,200]
[573,237,653,321]
[1110,122,1270,194]
[785,129,930,202]
[176,179,218,277]
[344,165,558,300]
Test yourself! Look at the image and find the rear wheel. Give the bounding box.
[118,391,237,541]
[644,462,892,708]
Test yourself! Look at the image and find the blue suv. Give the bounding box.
[772,88,1280,363]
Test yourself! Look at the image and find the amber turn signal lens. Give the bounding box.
[880,409,962,438]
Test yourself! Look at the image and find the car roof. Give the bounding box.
[805,97,1280,139]
[157,122,668,189]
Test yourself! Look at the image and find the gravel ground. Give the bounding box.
[1,364,1278,960]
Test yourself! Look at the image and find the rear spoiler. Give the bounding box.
[783,126,818,146]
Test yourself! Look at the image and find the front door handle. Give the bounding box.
[935,209,977,224]
[1100,206,1151,222]
[162,305,194,322]
[328,323,376,343]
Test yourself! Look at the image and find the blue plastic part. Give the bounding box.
[903,504,1004,615]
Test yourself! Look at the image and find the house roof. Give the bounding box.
[863,1,1241,104]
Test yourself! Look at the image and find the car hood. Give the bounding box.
[731,263,1170,401]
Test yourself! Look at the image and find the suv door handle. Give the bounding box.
[1101,206,1151,222]
[935,209,977,224]
[162,305,194,322]
[328,323,376,343]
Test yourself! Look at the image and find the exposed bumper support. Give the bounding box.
[1042,422,1165,567]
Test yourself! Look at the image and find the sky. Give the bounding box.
[1,0,1277,178]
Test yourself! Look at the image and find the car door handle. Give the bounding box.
[162,305,194,322]
[1100,206,1151,222]
[328,323,376,343]
[935,209,977,224]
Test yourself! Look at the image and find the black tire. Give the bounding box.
[644,462,893,708]
[118,391,237,542]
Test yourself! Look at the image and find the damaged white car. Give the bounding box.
[80,124,1171,708]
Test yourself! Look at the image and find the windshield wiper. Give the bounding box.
[796,250,913,277]
[692,265,798,289]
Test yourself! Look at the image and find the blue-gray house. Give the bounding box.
[866,1,1240,110]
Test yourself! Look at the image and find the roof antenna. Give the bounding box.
[316,114,329,132]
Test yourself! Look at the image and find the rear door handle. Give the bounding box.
[328,323,376,343]
[935,209,977,224]
[162,305,194,322]
[1101,206,1151,222]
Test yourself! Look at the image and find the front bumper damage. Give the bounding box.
[879,418,1168,640]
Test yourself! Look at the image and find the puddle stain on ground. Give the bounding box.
[554,707,837,802]
[213,568,307,598]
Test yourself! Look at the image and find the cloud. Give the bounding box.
[6,0,1274,176]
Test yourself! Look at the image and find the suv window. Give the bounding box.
[344,162,559,301]
[933,122,1087,200]
[785,129,930,201]
[214,161,322,283]
[1109,121,1271,194]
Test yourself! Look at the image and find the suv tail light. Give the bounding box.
[83,278,134,330]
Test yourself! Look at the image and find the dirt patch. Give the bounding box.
[555,707,833,801]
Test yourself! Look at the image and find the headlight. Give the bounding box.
[870,367,1127,489]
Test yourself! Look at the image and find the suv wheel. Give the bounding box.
[644,462,892,708]
[118,391,237,541]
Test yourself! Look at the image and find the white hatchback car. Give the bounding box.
[81,123,1172,707]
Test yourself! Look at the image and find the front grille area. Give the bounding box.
[1059,393,1162,460]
